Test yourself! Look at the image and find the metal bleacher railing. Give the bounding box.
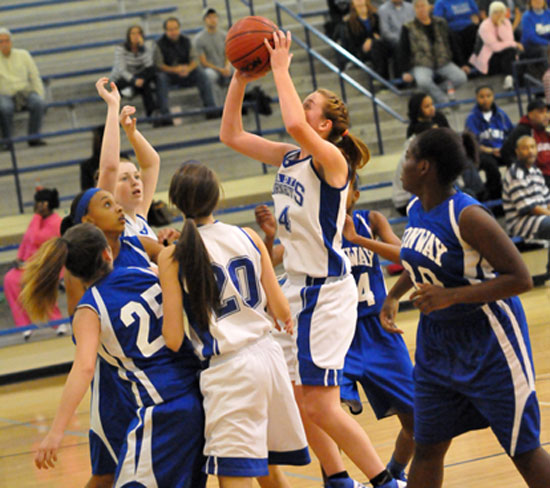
[0,0,87,12]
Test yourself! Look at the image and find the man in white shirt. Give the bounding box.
[0,28,47,148]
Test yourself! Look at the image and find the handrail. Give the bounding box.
[512,57,547,117]
[274,2,406,154]
[11,7,177,34]
[0,0,86,12]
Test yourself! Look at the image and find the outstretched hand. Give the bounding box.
[119,105,137,133]
[95,77,120,106]
[265,30,293,72]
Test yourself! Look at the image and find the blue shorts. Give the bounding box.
[115,386,206,487]
[414,297,541,457]
[89,359,136,475]
[340,315,414,418]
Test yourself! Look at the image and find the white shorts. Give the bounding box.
[200,335,310,477]
[274,273,358,386]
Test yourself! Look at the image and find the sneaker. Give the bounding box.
[23,330,33,341]
[325,478,368,488]
[378,480,407,488]
[56,323,70,336]
[120,86,134,98]
[392,470,407,482]
[503,75,514,91]
[342,398,363,415]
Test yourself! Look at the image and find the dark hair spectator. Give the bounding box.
[406,92,450,138]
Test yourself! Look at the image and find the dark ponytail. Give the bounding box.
[169,162,221,332]
[20,223,111,322]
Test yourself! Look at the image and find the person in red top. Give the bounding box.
[501,98,550,187]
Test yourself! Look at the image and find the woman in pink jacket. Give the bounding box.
[3,188,63,336]
[470,1,523,89]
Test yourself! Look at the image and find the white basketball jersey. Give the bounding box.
[124,214,157,240]
[184,221,273,360]
[272,149,350,278]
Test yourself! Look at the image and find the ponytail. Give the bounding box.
[20,238,68,322]
[169,162,221,333]
[173,218,220,332]
[337,131,370,184]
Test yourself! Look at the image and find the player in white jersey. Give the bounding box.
[158,162,310,488]
[221,30,404,488]
[381,128,550,488]
[24,223,206,487]
[95,78,178,244]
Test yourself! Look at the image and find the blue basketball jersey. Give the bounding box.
[124,213,157,239]
[342,210,387,317]
[181,221,273,360]
[78,267,201,406]
[401,191,496,320]
[114,235,152,269]
[272,149,350,278]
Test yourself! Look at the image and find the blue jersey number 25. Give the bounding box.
[212,256,261,320]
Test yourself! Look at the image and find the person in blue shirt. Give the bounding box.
[24,223,207,488]
[380,127,550,488]
[465,85,512,200]
[521,0,550,58]
[433,0,481,61]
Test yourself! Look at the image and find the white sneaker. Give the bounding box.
[503,75,514,91]
[56,323,70,336]
[120,86,134,98]
[23,330,33,341]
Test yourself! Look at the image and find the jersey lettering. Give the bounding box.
[401,227,448,266]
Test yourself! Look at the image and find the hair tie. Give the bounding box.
[74,188,101,224]
[342,129,349,137]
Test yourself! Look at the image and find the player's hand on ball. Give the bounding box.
[265,30,293,71]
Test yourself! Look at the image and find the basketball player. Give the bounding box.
[221,30,403,488]
[380,127,550,488]
[27,223,206,487]
[158,162,310,488]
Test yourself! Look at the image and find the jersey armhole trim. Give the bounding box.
[238,227,261,255]
[309,160,349,191]
[75,303,100,317]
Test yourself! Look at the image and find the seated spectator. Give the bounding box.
[399,0,469,104]
[110,25,160,119]
[194,7,231,106]
[469,1,523,90]
[393,92,450,214]
[0,27,47,149]
[154,17,218,119]
[343,0,389,78]
[521,0,550,59]
[325,0,351,41]
[501,97,550,186]
[378,0,415,78]
[502,135,550,274]
[478,0,524,34]
[433,0,481,61]
[3,188,63,337]
[465,85,513,200]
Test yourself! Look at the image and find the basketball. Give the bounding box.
[225,16,278,75]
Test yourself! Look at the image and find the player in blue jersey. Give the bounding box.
[158,162,309,488]
[221,29,403,488]
[95,77,178,243]
[58,187,163,488]
[380,127,550,488]
[24,223,206,487]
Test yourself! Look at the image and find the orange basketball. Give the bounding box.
[225,16,278,75]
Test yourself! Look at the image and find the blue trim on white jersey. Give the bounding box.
[282,148,307,168]
[204,455,269,477]
[268,446,311,466]
[238,227,260,255]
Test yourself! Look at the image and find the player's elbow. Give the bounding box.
[163,330,183,352]
[516,272,534,294]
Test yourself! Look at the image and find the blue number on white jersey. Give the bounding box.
[278,206,291,232]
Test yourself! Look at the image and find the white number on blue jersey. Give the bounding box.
[357,273,375,306]
[278,206,291,232]
[120,284,165,358]
[212,256,261,320]
[403,262,444,288]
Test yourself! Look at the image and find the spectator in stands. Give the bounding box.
[502,135,550,274]
[0,27,47,149]
[478,0,525,34]
[393,92,450,214]
[155,17,218,119]
[343,0,390,78]
[465,85,512,200]
[501,97,550,186]
[110,25,160,119]
[325,0,351,41]
[3,188,63,337]
[433,0,481,61]
[194,7,231,106]
[469,1,523,90]
[521,0,550,60]
[378,0,415,79]
[399,0,469,104]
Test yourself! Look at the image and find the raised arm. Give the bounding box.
[220,70,297,166]
[96,77,121,194]
[158,246,186,351]
[119,105,160,217]
[244,227,292,333]
[34,307,100,469]
[267,31,348,187]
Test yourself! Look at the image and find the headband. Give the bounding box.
[74,188,101,224]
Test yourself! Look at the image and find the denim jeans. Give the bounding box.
[411,63,468,104]
[0,91,46,140]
